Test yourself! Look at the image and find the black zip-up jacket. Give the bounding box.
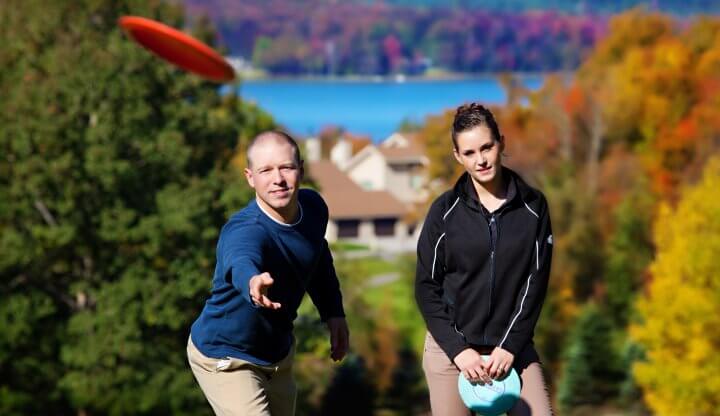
[415,168,553,361]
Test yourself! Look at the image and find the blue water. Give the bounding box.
[236,76,543,141]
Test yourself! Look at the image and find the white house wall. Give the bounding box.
[346,151,387,191]
[325,219,339,243]
[385,164,428,204]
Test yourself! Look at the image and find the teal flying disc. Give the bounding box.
[457,358,521,415]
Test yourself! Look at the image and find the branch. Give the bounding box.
[34,199,58,227]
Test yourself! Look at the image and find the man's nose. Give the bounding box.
[272,169,285,183]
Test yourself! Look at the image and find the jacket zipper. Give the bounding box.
[484,214,496,344]
[484,204,508,345]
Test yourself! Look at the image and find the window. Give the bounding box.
[407,223,417,236]
[360,180,374,190]
[373,218,396,237]
[337,220,360,238]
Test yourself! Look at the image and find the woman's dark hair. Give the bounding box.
[451,103,502,149]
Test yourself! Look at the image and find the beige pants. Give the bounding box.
[187,337,296,416]
[422,332,553,416]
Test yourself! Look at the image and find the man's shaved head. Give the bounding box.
[246,130,302,168]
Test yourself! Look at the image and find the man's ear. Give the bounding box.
[298,160,305,182]
[244,168,255,189]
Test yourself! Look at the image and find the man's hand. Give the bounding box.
[248,272,281,309]
[453,348,492,384]
[482,347,514,379]
[327,317,349,362]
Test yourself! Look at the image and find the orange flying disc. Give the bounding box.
[119,16,235,82]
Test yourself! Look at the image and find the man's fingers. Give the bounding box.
[255,273,274,295]
[260,295,281,309]
[329,321,349,361]
[259,273,274,287]
[331,345,346,361]
[335,333,349,358]
[254,294,281,309]
[249,283,260,302]
[249,273,279,308]
[250,273,273,290]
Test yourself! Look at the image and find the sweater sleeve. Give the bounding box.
[221,222,266,305]
[415,196,468,361]
[306,239,345,321]
[304,189,345,321]
[498,195,553,355]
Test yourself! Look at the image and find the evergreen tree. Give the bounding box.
[0,1,274,414]
[380,346,427,416]
[557,302,622,412]
[604,185,655,328]
[319,355,377,416]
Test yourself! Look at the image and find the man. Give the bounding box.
[187,131,349,416]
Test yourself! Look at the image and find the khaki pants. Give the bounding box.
[187,337,296,416]
[422,332,553,416]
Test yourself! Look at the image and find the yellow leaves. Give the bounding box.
[581,9,673,76]
[653,38,691,71]
[633,282,719,414]
[230,146,247,171]
[631,157,720,414]
[639,94,671,141]
[696,44,720,77]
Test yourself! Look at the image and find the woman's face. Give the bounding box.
[453,125,504,187]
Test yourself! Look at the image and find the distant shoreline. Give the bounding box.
[237,71,568,83]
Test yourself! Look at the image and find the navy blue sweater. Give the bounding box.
[191,189,345,365]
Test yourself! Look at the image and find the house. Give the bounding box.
[341,133,429,205]
[303,132,429,253]
[307,160,417,253]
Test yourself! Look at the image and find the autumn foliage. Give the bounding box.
[185,0,604,75]
[631,157,720,415]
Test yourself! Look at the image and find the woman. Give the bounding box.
[415,103,553,415]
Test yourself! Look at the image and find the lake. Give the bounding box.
[234,76,544,141]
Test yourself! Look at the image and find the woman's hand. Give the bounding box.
[483,347,514,379]
[453,348,492,384]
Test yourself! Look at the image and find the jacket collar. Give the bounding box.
[453,166,536,212]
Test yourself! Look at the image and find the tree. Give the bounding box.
[319,356,376,416]
[0,1,274,414]
[557,302,622,412]
[604,189,655,328]
[631,157,720,415]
